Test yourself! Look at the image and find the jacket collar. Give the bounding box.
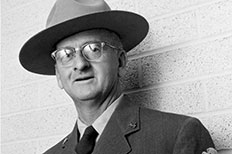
[60,95,140,154]
[60,124,79,154]
[93,94,140,154]
[115,94,140,135]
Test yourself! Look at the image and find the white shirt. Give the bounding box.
[77,94,123,142]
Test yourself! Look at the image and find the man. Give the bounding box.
[19,0,215,153]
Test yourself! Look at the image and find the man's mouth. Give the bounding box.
[74,76,94,82]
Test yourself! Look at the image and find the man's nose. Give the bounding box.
[72,53,90,71]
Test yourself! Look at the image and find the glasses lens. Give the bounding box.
[82,43,102,61]
[56,48,75,65]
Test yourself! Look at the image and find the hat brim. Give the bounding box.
[19,10,149,75]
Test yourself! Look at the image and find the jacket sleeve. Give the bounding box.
[173,117,215,154]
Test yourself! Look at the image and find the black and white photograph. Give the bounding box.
[1,0,232,154]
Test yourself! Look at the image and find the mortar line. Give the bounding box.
[128,31,232,60]
[190,108,232,117]
[0,103,74,118]
[1,134,65,145]
[124,70,232,94]
[2,0,55,15]
[146,0,224,21]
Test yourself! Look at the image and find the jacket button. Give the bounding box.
[129,122,137,129]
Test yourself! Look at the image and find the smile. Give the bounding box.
[74,76,94,82]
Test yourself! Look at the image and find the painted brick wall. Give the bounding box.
[1,0,232,153]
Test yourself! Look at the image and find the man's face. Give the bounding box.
[55,30,125,102]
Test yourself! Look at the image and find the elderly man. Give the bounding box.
[19,0,215,154]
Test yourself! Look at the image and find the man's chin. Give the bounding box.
[72,92,99,102]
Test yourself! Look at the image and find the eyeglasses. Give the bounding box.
[51,41,123,66]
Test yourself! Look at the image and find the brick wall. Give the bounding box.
[1,0,232,153]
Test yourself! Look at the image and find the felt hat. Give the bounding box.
[19,0,149,75]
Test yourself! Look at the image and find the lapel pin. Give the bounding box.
[62,137,69,149]
[129,122,137,129]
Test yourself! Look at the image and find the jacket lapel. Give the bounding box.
[61,124,79,154]
[93,95,140,154]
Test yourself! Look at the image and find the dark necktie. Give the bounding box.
[76,125,98,154]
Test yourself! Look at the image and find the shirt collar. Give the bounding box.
[77,94,123,141]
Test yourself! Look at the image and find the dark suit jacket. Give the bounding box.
[44,95,215,154]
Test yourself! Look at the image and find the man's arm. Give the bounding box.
[173,117,215,154]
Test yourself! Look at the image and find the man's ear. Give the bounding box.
[118,50,127,68]
[55,67,64,89]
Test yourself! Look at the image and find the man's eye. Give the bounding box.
[62,49,75,57]
[65,51,72,57]
[58,49,75,62]
[89,44,101,52]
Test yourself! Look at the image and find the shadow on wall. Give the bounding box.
[121,48,231,152]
